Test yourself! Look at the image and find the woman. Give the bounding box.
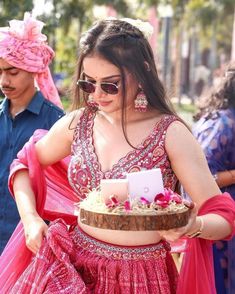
[0,19,234,293]
[193,64,235,294]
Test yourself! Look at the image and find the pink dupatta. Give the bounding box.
[0,129,234,293]
[0,130,77,292]
[177,193,235,294]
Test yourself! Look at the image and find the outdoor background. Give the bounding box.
[1,0,235,125]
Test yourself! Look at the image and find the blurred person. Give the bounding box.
[0,18,234,293]
[194,64,210,97]
[0,12,64,253]
[193,63,235,294]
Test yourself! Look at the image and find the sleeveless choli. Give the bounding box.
[68,107,178,199]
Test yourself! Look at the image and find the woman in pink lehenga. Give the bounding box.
[1,18,235,294]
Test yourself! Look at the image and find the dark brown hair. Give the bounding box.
[69,19,184,146]
[69,19,186,192]
[194,62,235,121]
[71,19,177,114]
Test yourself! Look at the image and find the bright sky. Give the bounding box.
[32,0,53,16]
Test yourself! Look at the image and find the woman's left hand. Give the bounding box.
[158,202,198,242]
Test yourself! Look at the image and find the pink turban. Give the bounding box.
[0,12,63,109]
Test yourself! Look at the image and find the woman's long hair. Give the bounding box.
[194,63,235,121]
[72,19,178,112]
[69,19,183,144]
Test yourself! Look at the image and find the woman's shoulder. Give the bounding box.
[64,108,84,127]
[60,107,91,129]
[164,118,204,162]
[158,114,186,132]
[163,117,195,153]
[154,113,180,129]
[148,114,188,149]
[164,118,190,136]
[45,109,86,143]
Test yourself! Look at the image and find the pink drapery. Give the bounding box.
[0,129,234,293]
[177,193,235,294]
[0,130,77,293]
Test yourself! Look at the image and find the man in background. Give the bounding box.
[0,12,64,253]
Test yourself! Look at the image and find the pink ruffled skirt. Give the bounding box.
[11,219,178,294]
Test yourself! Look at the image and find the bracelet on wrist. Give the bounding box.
[187,217,204,238]
[213,173,218,181]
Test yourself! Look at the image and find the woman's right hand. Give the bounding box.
[22,214,48,254]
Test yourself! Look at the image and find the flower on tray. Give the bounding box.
[154,188,182,208]
[124,200,131,212]
[105,195,119,208]
[104,189,183,211]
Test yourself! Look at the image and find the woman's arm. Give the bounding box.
[35,110,80,166]
[165,121,232,240]
[14,169,47,254]
[12,110,82,253]
[214,170,235,188]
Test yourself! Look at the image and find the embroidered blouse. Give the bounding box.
[68,108,178,199]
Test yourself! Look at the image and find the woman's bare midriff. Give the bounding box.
[78,218,162,246]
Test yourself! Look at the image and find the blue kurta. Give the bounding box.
[0,91,64,253]
[193,108,235,294]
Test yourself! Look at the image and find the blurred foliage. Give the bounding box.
[174,101,196,113]
[0,0,33,25]
[0,0,234,101]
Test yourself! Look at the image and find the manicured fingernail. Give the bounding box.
[183,201,194,209]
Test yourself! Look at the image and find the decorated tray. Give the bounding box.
[79,189,191,231]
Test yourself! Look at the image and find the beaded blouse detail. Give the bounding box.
[68,108,178,200]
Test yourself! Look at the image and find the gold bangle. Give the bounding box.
[187,217,204,238]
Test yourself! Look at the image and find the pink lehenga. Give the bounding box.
[0,108,235,293]
[10,220,178,293]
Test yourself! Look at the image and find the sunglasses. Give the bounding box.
[77,80,119,95]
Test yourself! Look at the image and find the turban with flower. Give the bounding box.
[0,12,63,108]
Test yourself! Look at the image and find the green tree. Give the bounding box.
[184,0,234,59]
[0,0,33,26]
[41,0,132,96]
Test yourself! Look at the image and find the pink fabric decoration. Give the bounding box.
[177,193,235,294]
[0,12,63,108]
[0,129,234,293]
[0,130,76,292]
[11,220,178,293]
[11,219,88,293]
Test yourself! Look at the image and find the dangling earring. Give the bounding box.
[87,95,98,109]
[134,89,148,112]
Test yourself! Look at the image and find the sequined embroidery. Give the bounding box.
[68,107,178,199]
[71,226,170,260]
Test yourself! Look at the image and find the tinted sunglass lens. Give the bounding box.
[78,81,95,93]
[101,83,118,94]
